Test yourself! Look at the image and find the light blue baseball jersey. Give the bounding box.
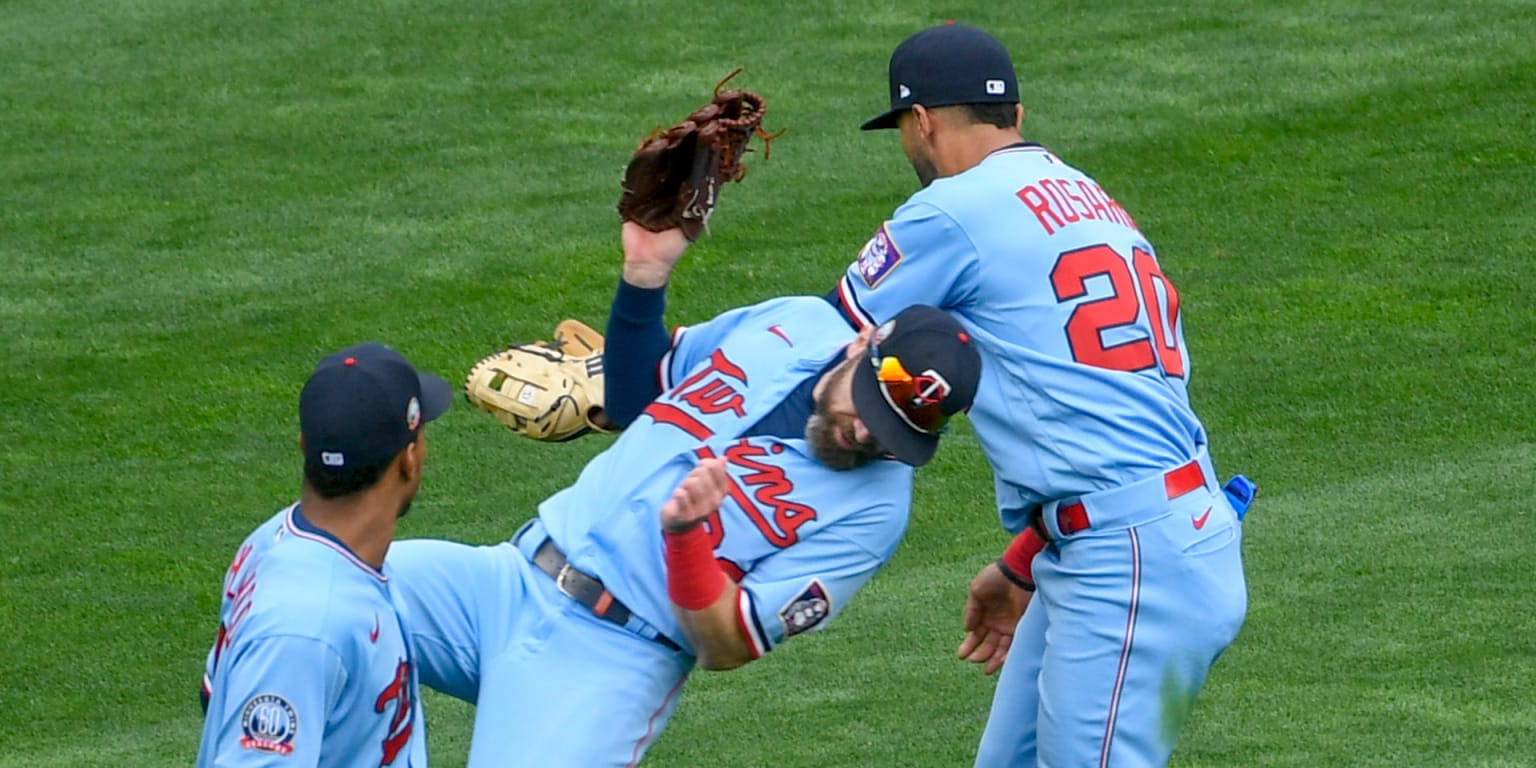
[385,296,919,766]
[540,295,915,656]
[837,143,1206,531]
[198,504,427,768]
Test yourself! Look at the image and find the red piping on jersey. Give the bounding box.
[658,325,686,391]
[626,675,688,768]
[284,505,386,583]
[988,143,1055,162]
[734,590,766,659]
[837,276,876,329]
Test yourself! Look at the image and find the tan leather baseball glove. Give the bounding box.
[464,319,614,442]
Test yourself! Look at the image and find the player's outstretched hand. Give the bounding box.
[621,221,691,289]
[957,562,1032,675]
[660,458,730,534]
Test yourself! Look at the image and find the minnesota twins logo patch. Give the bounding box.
[779,578,831,637]
[856,227,902,288]
[239,693,298,754]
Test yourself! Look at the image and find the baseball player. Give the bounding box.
[383,222,981,766]
[837,23,1248,767]
[197,343,451,767]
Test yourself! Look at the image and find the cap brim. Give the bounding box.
[860,109,903,131]
[417,372,453,422]
[850,360,939,467]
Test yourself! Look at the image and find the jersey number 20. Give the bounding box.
[1050,243,1184,377]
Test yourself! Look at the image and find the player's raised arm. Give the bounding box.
[606,82,777,428]
[200,635,344,766]
[603,223,691,428]
[657,458,755,670]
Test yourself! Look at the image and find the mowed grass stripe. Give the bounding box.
[1,0,1533,766]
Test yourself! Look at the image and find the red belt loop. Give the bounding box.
[592,591,614,618]
[1163,459,1205,499]
[1058,502,1091,536]
[1054,458,1204,538]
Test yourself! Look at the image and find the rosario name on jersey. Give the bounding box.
[837,143,1208,529]
[198,505,427,767]
[537,297,915,657]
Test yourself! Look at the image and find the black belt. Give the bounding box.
[519,530,682,652]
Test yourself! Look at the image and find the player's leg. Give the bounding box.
[1095,490,1246,766]
[1034,490,1246,767]
[386,539,527,703]
[465,556,693,768]
[973,588,1048,767]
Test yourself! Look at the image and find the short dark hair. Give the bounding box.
[949,102,1018,129]
[304,459,388,499]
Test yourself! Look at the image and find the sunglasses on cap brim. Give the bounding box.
[868,342,951,435]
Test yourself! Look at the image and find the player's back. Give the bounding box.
[841,145,1206,516]
[935,146,1205,501]
[198,505,425,767]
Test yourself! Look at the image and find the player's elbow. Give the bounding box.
[690,634,755,671]
[695,647,753,671]
[601,392,641,429]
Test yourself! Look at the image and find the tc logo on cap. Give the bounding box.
[898,84,911,99]
[912,370,952,406]
[986,79,1006,95]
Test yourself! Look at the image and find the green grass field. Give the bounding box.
[3,0,1534,765]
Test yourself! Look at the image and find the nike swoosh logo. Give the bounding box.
[369,614,380,644]
[767,325,793,346]
[1192,507,1212,530]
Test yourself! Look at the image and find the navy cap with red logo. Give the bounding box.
[851,305,981,467]
[299,342,453,473]
[861,23,1020,131]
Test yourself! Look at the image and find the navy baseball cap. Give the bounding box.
[861,23,1020,131]
[851,306,981,466]
[299,342,453,473]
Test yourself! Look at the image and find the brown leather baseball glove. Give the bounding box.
[617,68,784,241]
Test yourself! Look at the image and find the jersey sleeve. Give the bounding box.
[836,201,981,328]
[732,528,892,658]
[657,303,762,391]
[201,635,346,766]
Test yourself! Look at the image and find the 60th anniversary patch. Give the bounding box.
[239,693,299,755]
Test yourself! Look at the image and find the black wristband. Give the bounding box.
[995,558,1036,592]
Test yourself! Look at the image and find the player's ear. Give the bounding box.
[398,436,422,485]
[1014,103,1025,130]
[911,104,933,139]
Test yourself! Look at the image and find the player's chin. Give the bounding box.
[817,448,872,471]
[805,416,856,470]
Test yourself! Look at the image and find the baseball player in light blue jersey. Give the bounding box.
[383,223,981,766]
[838,23,1249,768]
[198,343,451,767]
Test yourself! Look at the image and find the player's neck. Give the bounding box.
[936,127,1022,178]
[298,487,400,569]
